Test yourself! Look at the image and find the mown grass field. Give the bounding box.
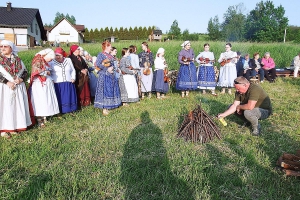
[1,41,300,199]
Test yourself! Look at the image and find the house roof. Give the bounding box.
[48,18,85,33]
[0,5,46,40]
[153,30,162,35]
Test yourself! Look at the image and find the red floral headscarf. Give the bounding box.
[70,45,79,55]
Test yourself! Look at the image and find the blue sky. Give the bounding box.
[1,0,299,33]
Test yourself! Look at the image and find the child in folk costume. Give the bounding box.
[138,42,154,99]
[29,49,60,127]
[217,43,237,94]
[0,40,32,138]
[195,43,217,96]
[152,48,169,99]
[119,48,139,106]
[176,41,198,98]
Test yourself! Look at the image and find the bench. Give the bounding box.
[276,68,299,77]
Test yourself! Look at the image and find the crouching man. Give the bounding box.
[218,76,272,136]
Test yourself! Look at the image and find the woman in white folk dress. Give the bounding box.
[0,40,32,139]
[119,48,139,106]
[29,49,60,127]
[217,43,237,94]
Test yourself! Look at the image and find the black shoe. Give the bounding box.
[252,124,261,136]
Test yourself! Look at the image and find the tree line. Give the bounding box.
[84,26,155,42]
[206,1,299,42]
[46,1,300,43]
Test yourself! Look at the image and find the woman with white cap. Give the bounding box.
[152,47,169,99]
[176,41,198,97]
[29,49,60,127]
[0,40,32,138]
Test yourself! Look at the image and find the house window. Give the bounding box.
[31,23,33,33]
[0,34,4,40]
[35,24,38,35]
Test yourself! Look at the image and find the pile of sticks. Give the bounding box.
[177,104,221,144]
[276,150,300,176]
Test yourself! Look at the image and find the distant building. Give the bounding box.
[0,2,46,47]
[45,18,85,44]
[153,30,162,40]
[105,36,118,43]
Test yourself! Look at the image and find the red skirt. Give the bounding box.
[79,81,91,106]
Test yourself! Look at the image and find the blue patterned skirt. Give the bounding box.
[152,69,169,93]
[197,65,216,89]
[94,72,121,109]
[88,71,98,97]
[176,63,198,90]
[54,82,78,113]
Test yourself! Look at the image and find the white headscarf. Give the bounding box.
[36,48,55,60]
[180,41,190,48]
[156,47,165,55]
[1,40,18,55]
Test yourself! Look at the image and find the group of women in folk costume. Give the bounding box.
[176,41,238,96]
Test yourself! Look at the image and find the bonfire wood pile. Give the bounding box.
[277,150,300,176]
[177,105,221,143]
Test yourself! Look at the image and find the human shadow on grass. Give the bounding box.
[120,111,194,200]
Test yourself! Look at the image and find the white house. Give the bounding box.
[0,2,46,47]
[46,18,85,44]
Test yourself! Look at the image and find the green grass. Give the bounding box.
[1,42,300,199]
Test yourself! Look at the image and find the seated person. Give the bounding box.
[261,52,276,83]
[248,52,265,83]
[240,54,252,80]
[235,51,244,77]
[293,52,300,77]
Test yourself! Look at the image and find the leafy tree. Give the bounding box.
[207,16,221,40]
[245,0,288,42]
[182,29,189,40]
[220,3,246,41]
[53,12,76,25]
[286,26,300,43]
[168,20,181,39]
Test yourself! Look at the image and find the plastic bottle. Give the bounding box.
[219,117,227,126]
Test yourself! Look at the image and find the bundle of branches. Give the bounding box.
[177,104,221,144]
[276,150,300,176]
[167,70,178,87]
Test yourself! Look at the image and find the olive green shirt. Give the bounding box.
[235,83,272,113]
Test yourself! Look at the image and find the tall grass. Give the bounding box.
[1,41,299,199]
[21,41,299,72]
